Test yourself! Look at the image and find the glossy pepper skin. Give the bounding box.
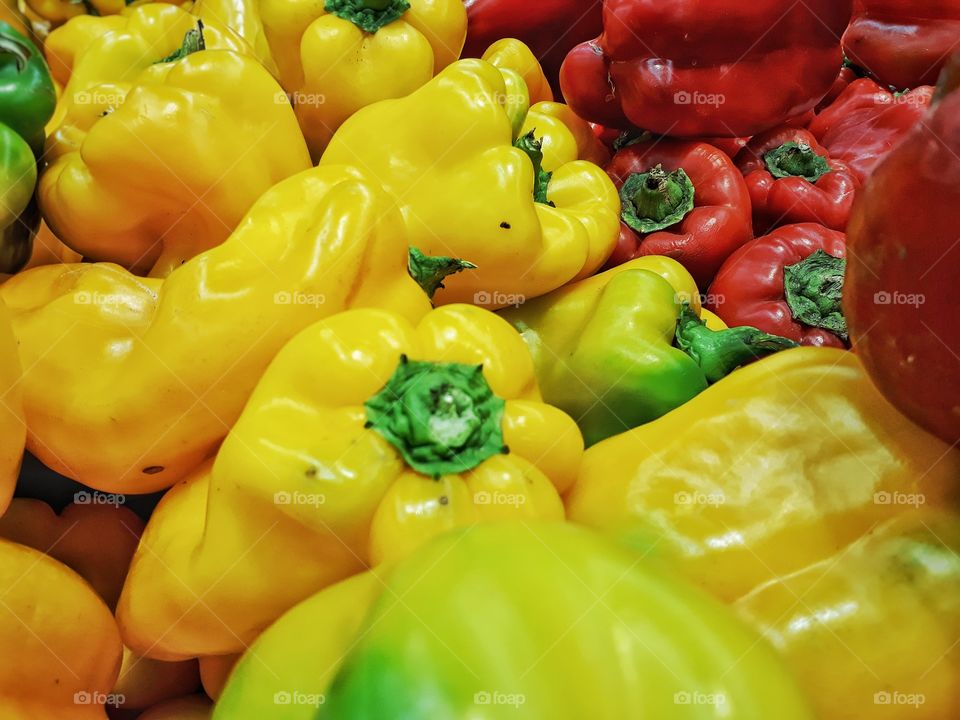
[214,523,814,720]
[605,140,753,288]
[569,348,960,602]
[809,78,934,184]
[259,0,466,160]
[480,37,553,104]
[0,538,122,719]
[502,256,798,446]
[709,224,849,348]
[40,30,311,277]
[561,0,852,138]
[0,298,23,516]
[462,0,602,93]
[845,60,960,444]
[735,127,860,233]
[2,165,434,495]
[844,0,960,89]
[737,509,960,720]
[321,59,620,306]
[117,305,582,660]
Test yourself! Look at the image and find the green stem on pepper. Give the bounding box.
[407,247,476,301]
[620,165,695,233]
[764,142,832,183]
[324,0,411,33]
[783,249,848,341]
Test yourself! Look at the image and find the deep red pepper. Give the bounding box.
[808,79,934,184]
[462,0,602,93]
[735,127,860,233]
[561,0,852,138]
[843,0,960,89]
[605,140,753,288]
[708,224,848,348]
[816,65,859,112]
[845,55,960,444]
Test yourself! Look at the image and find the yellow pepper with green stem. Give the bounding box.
[321,59,620,307]
[117,304,582,660]
[2,164,436,495]
[40,19,310,276]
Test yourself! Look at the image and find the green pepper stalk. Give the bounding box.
[514,130,555,206]
[324,0,411,33]
[407,247,477,301]
[763,142,832,183]
[783,250,848,341]
[620,165,696,233]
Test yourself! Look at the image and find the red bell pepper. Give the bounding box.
[816,64,859,112]
[735,127,860,233]
[845,55,960,444]
[462,0,603,92]
[809,79,934,183]
[708,224,848,348]
[843,0,960,89]
[561,0,852,138]
[605,140,753,288]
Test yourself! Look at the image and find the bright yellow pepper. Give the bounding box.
[568,347,960,601]
[321,59,620,307]
[40,21,311,276]
[0,297,23,516]
[23,0,128,27]
[0,538,122,719]
[736,509,960,720]
[256,0,466,159]
[191,0,278,75]
[522,100,611,169]
[481,37,554,104]
[2,165,433,495]
[117,304,582,659]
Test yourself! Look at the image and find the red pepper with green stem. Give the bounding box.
[708,224,848,349]
[561,0,852,138]
[736,127,860,233]
[843,0,960,89]
[845,54,960,444]
[605,140,753,289]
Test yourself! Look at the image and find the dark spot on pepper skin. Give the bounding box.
[306,466,317,478]
[500,222,511,229]
[143,466,164,475]
[439,496,449,506]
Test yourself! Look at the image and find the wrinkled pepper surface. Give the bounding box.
[502,256,797,446]
[2,165,434,494]
[561,0,852,137]
[737,509,960,720]
[809,78,933,184]
[41,19,311,276]
[118,305,582,659]
[463,0,602,92]
[0,538,122,719]
[569,348,960,601]
[709,224,849,348]
[214,523,814,720]
[605,139,753,288]
[845,59,960,444]
[1,20,55,273]
[0,297,23,515]
[255,0,465,159]
[321,59,620,306]
[735,127,860,233]
[844,0,960,89]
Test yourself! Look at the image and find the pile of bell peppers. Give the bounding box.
[0,1,958,718]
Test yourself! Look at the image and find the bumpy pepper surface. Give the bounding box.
[213,523,814,720]
[117,305,582,660]
[709,224,849,348]
[0,297,23,515]
[0,538,122,719]
[569,348,960,601]
[844,0,960,89]
[605,139,754,288]
[561,0,852,137]
[321,59,620,307]
[1,165,434,494]
[502,256,797,446]
[845,59,960,444]
[257,0,466,159]
[735,127,860,233]
[40,24,311,276]
[737,509,960,720]
[809,78,934,184]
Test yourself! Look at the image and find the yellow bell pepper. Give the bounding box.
[257,0,466,159]
[2,164,433,495]
[40,19,311,276]
[0,537,122,719]
[481,37,554,104]
[321,59,620,307]
[522,100,611,169]
[191,0,278,75]
[736,508,960,720]
[569,347,960,601]
[0,297,23,516]
[117,304,582,659]
[23,0,127,27]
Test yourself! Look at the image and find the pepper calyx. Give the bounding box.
[783,249,848,341]
[620,165,695,233]
[407,247,476,301]
[763,141,832,183]
[324,0,411,33]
